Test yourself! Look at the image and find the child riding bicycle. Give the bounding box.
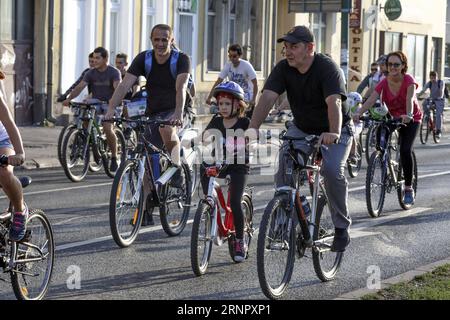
[201,81,250,262]
[347,92,363,164]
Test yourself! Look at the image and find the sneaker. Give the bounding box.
[403,188,415,205]
[348,154,358,165]
[234,238,248,262]
[110,157,119,172]
[170,166,184,189]
[331,228,350,253]
[435,130,442,139]
[141,209,155,226]
[9,206,29,242]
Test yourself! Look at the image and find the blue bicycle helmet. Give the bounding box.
[213,81,245,101]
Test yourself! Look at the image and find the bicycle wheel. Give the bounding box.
[104,128,127,178]
[109,159,144,247]
[61,128,90,182]
[312,195,344,282]
[397,150,418,210]
[57,124,76,167]
[257,196,295,300]
[160,163,192,237]
[420,115,430,144]
[432,111,441,144]
[228,193,254,262]
[366,152,387,218]
[11,209,54,300]
[190,202,214,276]
[365,124,378,165]
[347,140,363,178]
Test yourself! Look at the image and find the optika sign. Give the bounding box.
[384,0,402,21]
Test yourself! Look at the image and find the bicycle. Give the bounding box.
[365,117,418,218]
[420,98,441,144]
[109,116,192,247]
[61,101,126,182]
[346,128,363,178]
[256,133,343,300]
[190,162,253,276]
[0,155,54,300]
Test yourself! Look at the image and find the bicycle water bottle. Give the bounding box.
[151,153,161,180]
[300,195,311,219]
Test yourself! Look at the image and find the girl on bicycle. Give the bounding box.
[201,81,250,262]
[0,70,28,241]
[354,51,422,205]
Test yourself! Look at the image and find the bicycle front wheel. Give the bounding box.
[109,159,144,247]
[347,140,363,178]
[58,124,76,167]
[257,196,295,300]
[312,195,344,282]
[190,202,214,276]
[366,152,387,218]
[61,128,90,182]
[160,163,192,237]
[419,115,430,144]
[11,209,54,300]
[365,124,378,165]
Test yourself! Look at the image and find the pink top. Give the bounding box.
[375,73,422,123]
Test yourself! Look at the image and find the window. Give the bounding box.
[206,0,266,73]
[407,34,426,86]
[0,0,14,40]
[110,0,120,58]
[146,0,156,49]
[311,13,327,53]
[431,37,443,75]
[383,32,402,53]
[0,0,34,41]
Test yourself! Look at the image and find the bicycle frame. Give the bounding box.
[377,121,403,192]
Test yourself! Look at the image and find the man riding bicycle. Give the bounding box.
[63,47,122,172]
[418,71,446,139]
[0,70,27,242]
[107,24,191,189]
[248,25,353,253]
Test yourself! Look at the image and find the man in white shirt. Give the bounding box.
[206,44,258,115]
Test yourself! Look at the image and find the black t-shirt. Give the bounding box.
[204,116,250,167]
[264,53,350,135]
[127,50,191,115]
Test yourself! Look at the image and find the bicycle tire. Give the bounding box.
[312,195,344,282]
[256,196,295,300]
[190,202,214,276]
[61,128,90,182]
[432,111,441,144]
[160,163,192,237]
[397,150,418,210]
[347,140,363,178]
[104,128,127,178]
[109,160,144,248]
[228,194,254,263]
[57,124,76,167]
[366,151,387,218]
[11,209,55,300]
[420,115,430,144]
[365,124,378,165]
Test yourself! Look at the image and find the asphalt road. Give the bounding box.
[0,135,449,301]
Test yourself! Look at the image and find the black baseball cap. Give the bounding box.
[277,25,315,44]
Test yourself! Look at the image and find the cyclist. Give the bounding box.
[106,24,191,188]
[357,62,379,96]
[362,55,388,101]
[418,71,445,139]
[347,92,363,164]
[62,47,122,172]
[354,51,422,205]
[248,25,353,253]
[202,81,250,262]
[205,44,259,118]
[0,70,27,241]
[115,53,139,100]
[57,52,95,102]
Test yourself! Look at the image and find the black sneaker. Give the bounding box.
[331,228,350,252]
[110,157,119,172]
[141,210,155,226]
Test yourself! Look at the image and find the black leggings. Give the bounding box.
[378,121,419,186]
[200,165,248,240]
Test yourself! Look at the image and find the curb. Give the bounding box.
[334,257,450,300]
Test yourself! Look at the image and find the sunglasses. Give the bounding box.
[371,69,378,72]
[228,54,239,59]
[388,62,402,68]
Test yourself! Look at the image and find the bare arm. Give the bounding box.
[66,81,88,101]
[108,74,138,109]
[175,73,190,118]
[0,93,24,157]
[251,78,259,105]
[206,78,224,104]
[406,84,416,116]
[248,89,280,130]
[359,90,381,115]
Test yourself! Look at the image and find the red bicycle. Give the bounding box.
[190,163,254,276]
